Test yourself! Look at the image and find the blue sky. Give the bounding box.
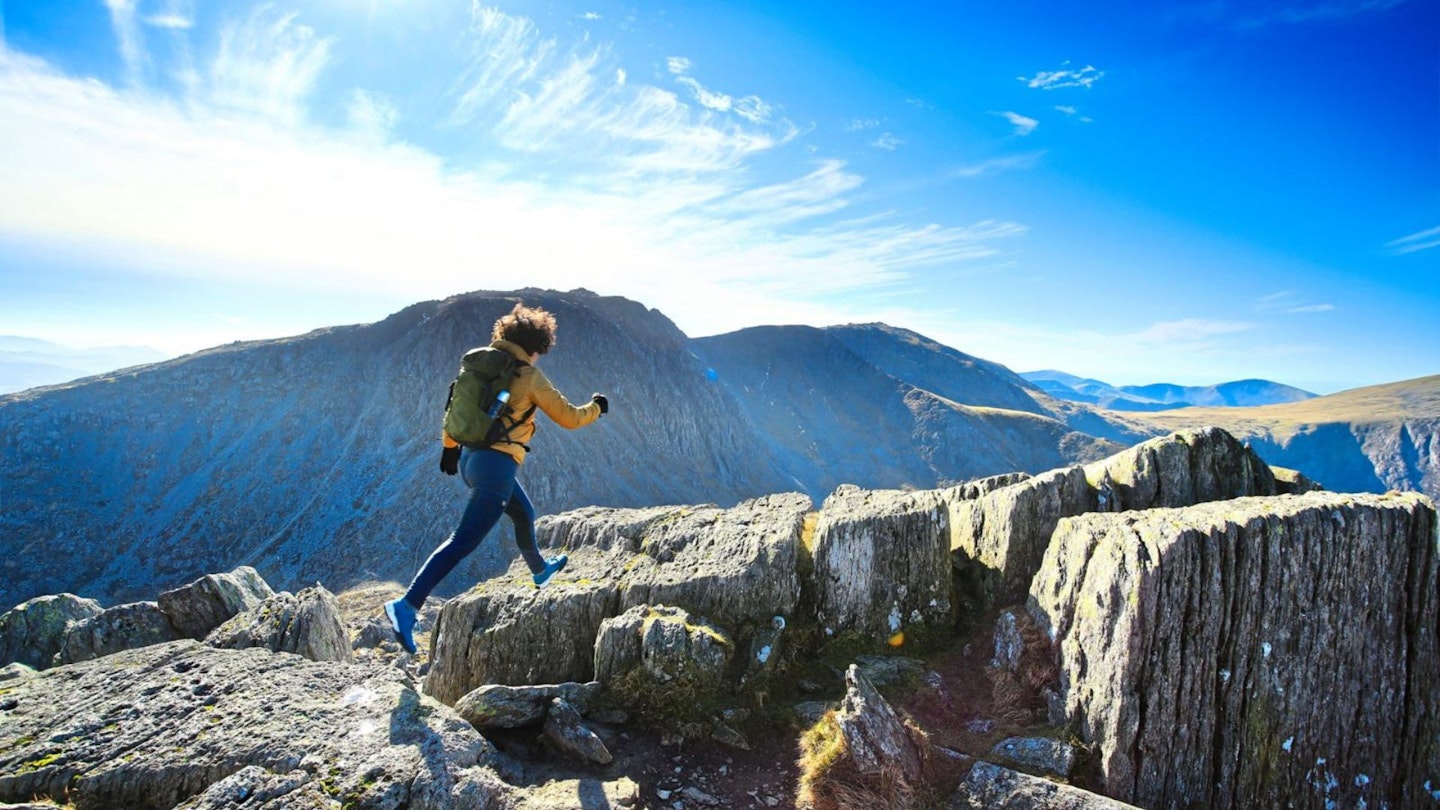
[0,0,1435,394]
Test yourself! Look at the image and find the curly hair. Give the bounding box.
[492,302,557,356]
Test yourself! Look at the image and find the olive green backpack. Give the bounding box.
[441,347,533,449]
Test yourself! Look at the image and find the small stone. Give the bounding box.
[657,788,672,800]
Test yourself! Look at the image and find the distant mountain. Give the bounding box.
[0,290,1139,609]
[1022,370,1317,411]
[1133,375,1440,499]
[0,336,168,394]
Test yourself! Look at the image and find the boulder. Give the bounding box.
[1030,491,1440,809]
[453,681,601,730]
[55,600,184,666]
[0,593,103,669]
[173,766,337,809]
[1081,426,1276,512]
[158,567,275,641]
[811,486,952,644]
[205,585,351,663]
[507,776,640,809]
[0,640,508,810]
[542,697,612,765]
[592,604,733,722]
[951,761,1141,809]
[425,494,807,705]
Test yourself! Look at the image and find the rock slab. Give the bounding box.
[1030,491,1440,809]
[951,761,1141,809]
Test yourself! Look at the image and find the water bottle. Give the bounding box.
[487,389,510,419]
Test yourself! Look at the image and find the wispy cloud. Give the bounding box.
[1255,290,1335,314]
[1133,318,1255,343]
[104,0,147,86]
[997,111,1038,136]
[1386,225,1440,255]
[1239,0,1414,26]
[953,151,1046,178]
[0,5,1027,348]
[580,11,602,21]
[845,118,880,131]
[1019,62,1104,90]
[872,132,901,150]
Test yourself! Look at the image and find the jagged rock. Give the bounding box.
[1081,426,1276,511]
[0,593,103,669]
[0,663,35,683]
[592,604,732,721]
[711,721,750,750]
[990,737,1077,777]
[812,485,952,643]
[948,466,1094,610]
[951,428,1280,610]
[0,640,508,810]
[1030,491,1440,809]
[542,697,613,765]
[946,472,1032,500]
[508,776,640,808]
[206,585,351,663]
[992,610,1023,671]
[158,566,275,640]
[797,664,929,810]
[854,654,926,688]
[1272,466,1322,494]
[426,494,805,704]
[453,681,601,730]
[952,761,1141,809]
[55,600,184,665]
[834,664,927,782]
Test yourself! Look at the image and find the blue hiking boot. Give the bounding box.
[533,554,568,589]
[384,597,418,655]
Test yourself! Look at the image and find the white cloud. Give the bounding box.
[666,56,691,75]
[1133,318,1255,343]
[872,132,901,150]
[1054,105,1077,115]
[676,75,732,113]
[1255,290,1335,314]
[209,7,331,125]
[953,151,1046,177]
[105,0,147,86]
[0,8,1026,350]
[616,68,626,86]
[846,118,880,131]
[998,111,1038,136]
[1241,0,1414,26]
[1386,225,1440,255]
[580,11,602,20]
[1020,63,1104,90]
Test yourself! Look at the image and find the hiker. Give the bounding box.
[385,302,608,654]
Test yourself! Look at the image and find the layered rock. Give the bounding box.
[0,593,102,669]
[0,641,506,810]
[424,494,808,704]
[55,600,183,666]
[811,486,952,644]
[592,604,733,722]
[951,427,1277,609]
[157,567,275,640]
[205,585,351,663]
[1030,491,1440,809]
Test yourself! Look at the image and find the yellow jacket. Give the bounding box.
[442,339,602,465]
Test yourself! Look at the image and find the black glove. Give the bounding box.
[440,445,461,475]
[591,393,609,415]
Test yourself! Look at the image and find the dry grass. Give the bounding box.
[795,709,936,810]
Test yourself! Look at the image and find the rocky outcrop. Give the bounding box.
[952,761,1141,809]
[812,486,952,644]
[593,604,733,722]
[0,641,507,810]
[55,600,183,666]
[1029,491,1440,809]
[424,494,808,705]
[205,585,351,663]
[158,567,275,641]
[951,428,1278,610]
[0,593,102,669]
[988,737,1076,778]
[543,698,613,765]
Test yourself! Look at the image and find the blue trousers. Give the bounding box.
[402,448,546,607]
